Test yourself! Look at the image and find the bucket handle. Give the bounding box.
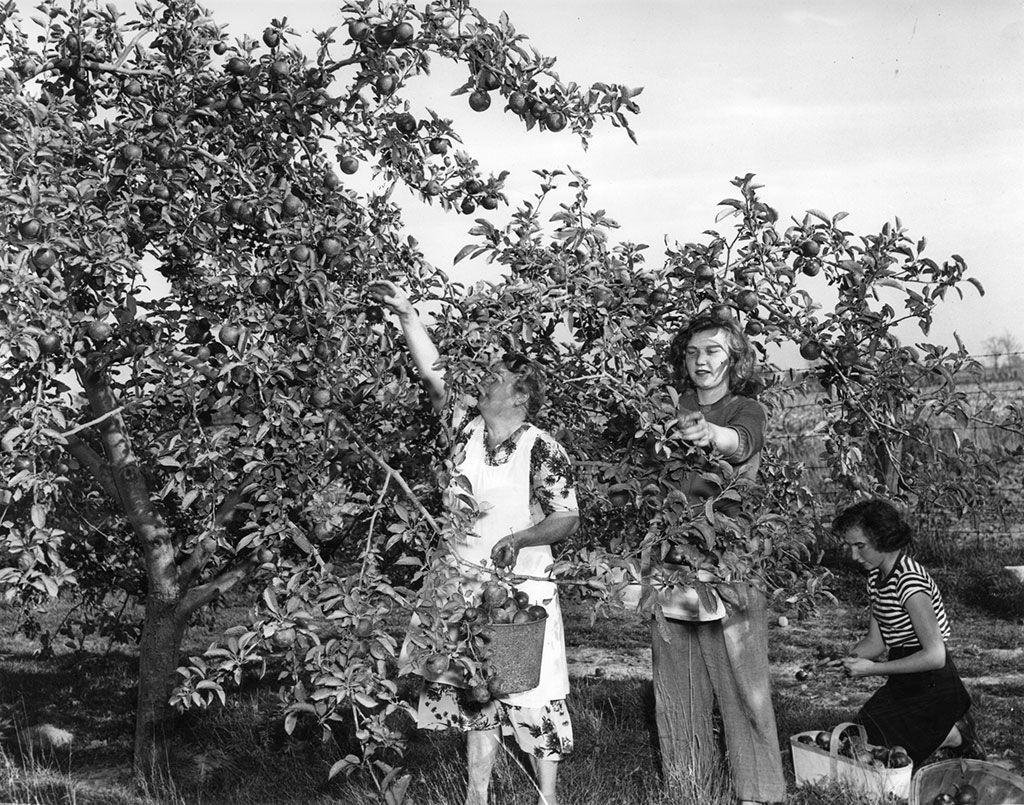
[828,721,869,773]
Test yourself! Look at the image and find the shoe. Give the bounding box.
[953,711,986,760]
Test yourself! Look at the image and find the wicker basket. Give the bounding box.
[481,615,547,696]
[910,758,1024,805]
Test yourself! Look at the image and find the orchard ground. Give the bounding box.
[2,561,1022,805]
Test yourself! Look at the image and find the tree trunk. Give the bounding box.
[133,596,188,783]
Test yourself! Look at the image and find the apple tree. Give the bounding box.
[0,0,641,783]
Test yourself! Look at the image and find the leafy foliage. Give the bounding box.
[0,0,1007,794]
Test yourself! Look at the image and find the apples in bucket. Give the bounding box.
[407,577,548,702]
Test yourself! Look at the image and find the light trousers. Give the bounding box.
[651,584,786,803]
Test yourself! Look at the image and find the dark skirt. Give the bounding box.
[855,645,971,765]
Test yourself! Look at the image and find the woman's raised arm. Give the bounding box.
[367,280,446,411]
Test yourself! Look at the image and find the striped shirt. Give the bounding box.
[867,552,951,650]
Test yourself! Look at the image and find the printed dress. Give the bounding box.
[415,413,579,759]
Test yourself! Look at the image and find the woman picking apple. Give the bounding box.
[835,499,980,765]
[367,280,579,805]
[652,312,786,805]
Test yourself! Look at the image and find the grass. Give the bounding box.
[2,556,1023,804]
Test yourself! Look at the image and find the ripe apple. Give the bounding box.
[394,112,417,135]
[18,219,42,239]
[646,288,670,306]
[424,653,449,676]
[120,143,143,162]
[508,91,527,115]
[468,89,491,112]
[694,263,715,282]
[281,195,303,217]
[799,238,821,258]
[546,112,567,132]
[365,306,384,324]
[374,24,396,46]
[225,57,250,76]
[262,28,280,48]
[424,180,442,197]
[464,179,484,195]
[289,244,311,263]
[954,784,978,804]
[212,41,227,55]
[273,627,296,647]
[258,548,274,564]
[37,333,61,355]
[481,581,508,608]
[796,734,814,745]
[428,137,449,155]
[933,795,955,805]
[87,320,112,342]
[888,749,911,768]
[462,606,480,623]
[513,590,530,609]
[353,617,373,637]
[527,605,547,621]
[320,237,343,256]
[31,248,58,271]
[123,79,142,96]
[512,610,532,624]
[735,289,759,312]
[530,99,549,119]
[795,668,810,681]
[745,320,765,336]
[218,324,242,347]
[348,20,369,40]
[311,388,332,408]
[393,21,415,44]
[460,197,476,215]
[796,257,821,277]
[374,73,396,95]
[339,155,359,175]
[608,489,631,507]
[814,731,831,751]
[479,195,498,210]
[799,340,822,361]
[837,346,859,368]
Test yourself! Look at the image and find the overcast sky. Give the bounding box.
[24,0,1024,362]
[271,0,1019,362]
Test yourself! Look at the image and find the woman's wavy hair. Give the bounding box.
[667,313,761,398]
[502,351,546,416]
[832,498,914,552]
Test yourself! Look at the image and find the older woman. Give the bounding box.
[651,312,785,805]
[367,281,579,805]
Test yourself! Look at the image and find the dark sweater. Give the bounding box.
[678,390,766,508]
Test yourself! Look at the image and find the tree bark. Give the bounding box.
[134,596,188,782]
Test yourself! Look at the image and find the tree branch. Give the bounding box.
[180,556,258,616]
[65,435,119,499]
[177,482,253,585]
[338,421,440,534]
[75,362,178,599]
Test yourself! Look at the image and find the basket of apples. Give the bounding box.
[910,758,1024,805]
[791,722,913,801]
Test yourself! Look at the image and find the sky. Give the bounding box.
[19,0,1024,363]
